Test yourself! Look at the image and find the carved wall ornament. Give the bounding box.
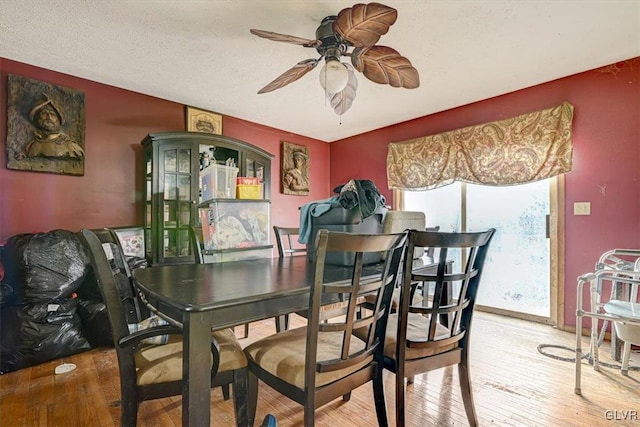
[281,141,310,196]
[6,75,86,176]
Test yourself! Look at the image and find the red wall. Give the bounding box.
[0,58,329,244]
[2,56,639,327]
[330,57,640,327]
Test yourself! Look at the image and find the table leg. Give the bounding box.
[274,314,289,332]
[183,312,213,427]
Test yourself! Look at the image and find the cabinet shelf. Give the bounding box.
[198,198,271,208]
[203,244,274,255]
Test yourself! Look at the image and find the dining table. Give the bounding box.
[132,254,449,427]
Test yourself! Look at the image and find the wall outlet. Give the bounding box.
[574,202,591,215]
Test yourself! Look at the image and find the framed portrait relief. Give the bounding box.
[6,74,86,176]
[281,141,310,196]
[186,106,223,135]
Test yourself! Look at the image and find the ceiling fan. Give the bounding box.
[250,2,419,115]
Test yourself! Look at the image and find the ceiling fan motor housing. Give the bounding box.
[315,16,349,60]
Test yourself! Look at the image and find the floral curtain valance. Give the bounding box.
[387,102,574,190]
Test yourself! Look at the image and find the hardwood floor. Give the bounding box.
[1,312,638,426]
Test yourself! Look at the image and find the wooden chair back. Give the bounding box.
[244,230,408,426]
[82,229,136,347]
[305,230,407,401]
[400,228,495,353]
[79,229,185,424]
[391,227,495,427]
[423,225,440,258]
[273,226,306,258]
[89,228,149,323]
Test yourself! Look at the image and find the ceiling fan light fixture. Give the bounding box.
[319,59,349,94]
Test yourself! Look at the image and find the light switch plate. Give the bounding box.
[574,202,591,215]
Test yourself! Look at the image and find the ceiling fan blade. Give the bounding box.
[333,3,397,48]
[257,58,320,94]
[250,29,321,48]
[351,46,419,89]
[326,64,358,115]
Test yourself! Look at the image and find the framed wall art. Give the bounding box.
[6,74,86,176]
[112,226,146,259]
[186,106,223,135]
[281,141,310,196]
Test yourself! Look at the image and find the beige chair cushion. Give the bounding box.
[364,288,401,311]
[244,326,372,389]
[383,313,456,360]
[135,335,189,385]
[296,295,367,319]
[135,328,246,386]
[213,328,248,371]
[364,287,425,311]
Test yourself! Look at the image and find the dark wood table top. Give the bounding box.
[134,256,311,312]
[133,255,443,322]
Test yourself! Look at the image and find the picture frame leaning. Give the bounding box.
[186,106,223,135]
[112,226,146,259]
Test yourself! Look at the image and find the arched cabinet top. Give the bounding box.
[142,131,274,160]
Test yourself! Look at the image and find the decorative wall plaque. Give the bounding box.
[186,106,223,135]
[281,141,310,196]
[6,74,86,176]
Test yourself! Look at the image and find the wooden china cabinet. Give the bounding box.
[141,131,273,265]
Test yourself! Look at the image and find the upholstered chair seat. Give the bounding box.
[383,313,455,360]
[215,328,250,372]
[245,326,372,389]
[135,329,247,386]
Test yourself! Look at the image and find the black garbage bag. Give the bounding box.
[0,282,17,307]
[0,304,21,372]
[0,297,91,373]
[3,230,90,304]
[75,266,102,302]
[77,298,113,348]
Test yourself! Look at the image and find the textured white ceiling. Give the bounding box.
[1,1,639,142]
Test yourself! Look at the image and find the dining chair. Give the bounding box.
[382,228,495,427]
[79,229,250,427]
[189,225,250,339]
[273,225,307,258]
[275,225,370,337]
[364,223,441,314]
[89,228,150,323]
[244,229,408,426]
[408,225,441,307]
[272,226,307,332]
